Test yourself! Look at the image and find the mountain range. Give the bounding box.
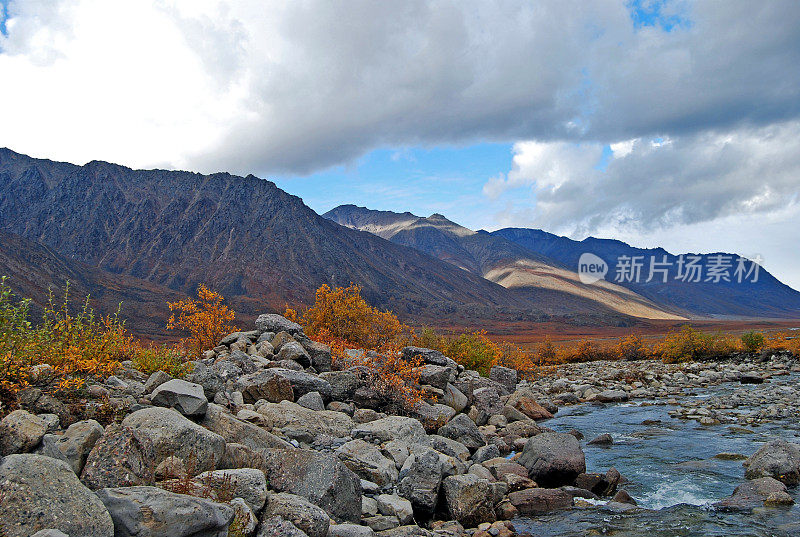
[1,148,798,338]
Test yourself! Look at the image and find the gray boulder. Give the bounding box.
[256,314,304,335]
[297,391,326,411]
[519,432,586,487]
[257,516,310,537]
[121,407,225,473]
[30,531,69,537]
[201,403,291,450]
[144,371,172,394]
[376,494,414,525]
[401,347,452,367]
[397,449,443,517]
[418,365,451,390]
[437,414,486,451]
[151,379,208,416]
[303,340,333,373]
[489,366,518,393]
[96,486,234,537]
[262,492,330,537]
[352,416,427,444]
[196,468,268,511]
[442,384,468,413]
[53,419,104,474]
[260,448,362,523]
[237,369,295,403]
[80,423,156,489]
[271,368,333,401]
[0,409,47,455]
[319,371,363,401]
[442,474,496,527]
[336,439,399,486]
[277,341,312,367]
[184,362,224,400]
[595,390,629,403]
[744,439,800,485]
[257,400,354,441]
[714,477,794,510]
[329,524,375,537]
[0,454,114,537]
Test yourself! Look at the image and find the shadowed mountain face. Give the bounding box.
[492,228,800,319]
[0,148,641,332]
[324,205,682,320]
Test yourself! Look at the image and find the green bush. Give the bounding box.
[741,330,765,353]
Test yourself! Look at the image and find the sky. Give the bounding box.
[1,0,799,289]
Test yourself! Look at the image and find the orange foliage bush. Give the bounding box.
[168,284,237,357]
[655,325,737,363]
[290,284,407,349]
[612,335,650,361]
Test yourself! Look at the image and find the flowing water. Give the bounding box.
[514,377,800,536]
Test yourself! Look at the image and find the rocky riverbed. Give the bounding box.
[0,314,798,537]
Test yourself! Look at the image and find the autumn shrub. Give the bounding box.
[168,284,237,357]
[437,330,499,376]
[0,279,133,416]
[765,332,800,356]
[613,335,650,361]
[740,330,765,353]
[290,284,407,349]
[656,325,737,363]
[535,336,558,364]
[131,343,193,378]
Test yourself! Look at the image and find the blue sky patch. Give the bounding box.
[627,0,692,32]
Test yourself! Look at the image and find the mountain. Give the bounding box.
[493,228,800,319]
[324,205,683,320]
[0,148,640,331]
[0,229,182,338]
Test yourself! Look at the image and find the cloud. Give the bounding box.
[0,0,798,177]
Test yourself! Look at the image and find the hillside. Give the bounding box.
[325,205,682,320]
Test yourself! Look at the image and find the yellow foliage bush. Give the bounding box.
[168,284,237,357]
[613,335,650,361]
[131,343,193,378]
[656,325,737,363]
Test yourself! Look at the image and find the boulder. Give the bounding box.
[53,419,104,474]
[80,423,156,489]
[744,439,800,485]
[259,448,362,523]
[277,341,312,367]
[418,365,452,390]
[0,454,114,537]
[0,409,47,455]
[588,433,613,446]
[237,369,295,404]
[200,403,291,450]
[574,468,619,497]
[519,432,586,487]
[508,487,573,515]
[270,368,333,401]
[329,524,375,537]
[150,379,208,416]
[143,370,172,394]
[714,477,794,510]
[297,391,326,411]
[257,400,354,441]
[397,449,443,517]
[319,371,363,402]
[442,474,496,527]
[257,516,310,537]
[96,486,234,537]
[352,416,427,444]
[30,531,69,537]
[489,366,518,394]
[121,407,225,473]
[471,387,505,421]
[595,390,629,403]
[511,396,553,421]
[401,346,452,367]
[263,492,330,537]
[183,362,225,400]
[196,468,268,511]
[442,384,468,413]
[423,435,470,461]
[376,494,414,525]
[437,414,486,451]
[336,439,399,486]
[256,314,304,335]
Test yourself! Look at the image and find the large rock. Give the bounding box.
[183,362,224,400]
[196,468,268,511]
[201,403,291,450]
[489,366,518,394]
[237,369,295,403]
[304,340,333,373]
[151,379,208,416]
[259,448,362,523]
[96,486,234,537]
[81,423,156,489]
[442,474,496,527]
[329,524,375,537]
[518,432,586,487]
[336,439,398,486]
[442,384,468,413]
[397,449,443,517]
[471,387,504,421]
[352,416,427,444]
[376,494,414,525]
[744,439,800,485]
[0,409,47,455]
[401,346,453,367]
[257,400,354,441]
[418,365,452,390]
[257,516,310,537]
[508,389,553,421]
[271,368,333,401]
[53,419,104,474]
[256,314,304,335]
[437,414,486,451]
[0,454,114,537]
[262,492,330,537]
[277,341,312,368]
[319,371,363,401]
[508,487,573,514]
[714,477,794,510]
[595,390,629,403]
[121,407,225,473]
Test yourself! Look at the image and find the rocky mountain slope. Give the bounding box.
[325,205,682,320]
[493,228,800,319]
[0,148,633,331]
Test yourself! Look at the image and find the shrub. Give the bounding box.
[740,330,765,353]
[168,284,237,357]
[656,325,737,363]
[437,330,499,376]
[535,336,558,364]
[131,343,193,378]
[613,335,650,361]
[291,284,407,349]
